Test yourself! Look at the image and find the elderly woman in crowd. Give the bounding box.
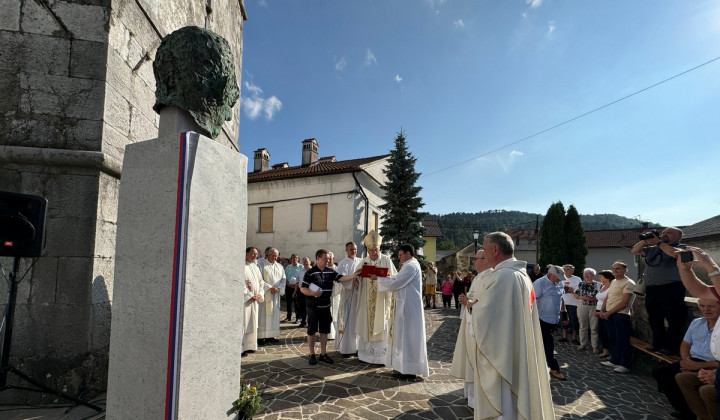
[594,270,614,360]
[600,261,636,373]
[574,268,602,352]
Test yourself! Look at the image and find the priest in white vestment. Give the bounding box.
[335,242,363,356]
[242,247,265,355]
[469,232,554,420]
[374,244,429,378]
[451,249,493,408]
[356,230,397,364]
[258,248,286,343]
[327,251,339,340]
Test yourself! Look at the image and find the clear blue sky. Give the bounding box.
[238,0,720,228]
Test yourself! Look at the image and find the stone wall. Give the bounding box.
[0,0,245,402]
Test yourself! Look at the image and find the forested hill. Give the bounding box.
[428,210,658,250]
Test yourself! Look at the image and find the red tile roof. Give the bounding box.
[248,154,390,183]
[683,215,720,240]
[422,219,443,237]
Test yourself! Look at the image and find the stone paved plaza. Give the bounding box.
[243,306,675,420]
[1,305,676,419]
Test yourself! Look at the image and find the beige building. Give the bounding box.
[247,138,389,259]
[421,219,443,264]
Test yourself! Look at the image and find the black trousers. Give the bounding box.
[296,293,307,324]
[645,282,687,353]
[539,320,560,372]
[285,285,296,320]
[652,361,693,416]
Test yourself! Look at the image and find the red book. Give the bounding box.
[361,265,389,277]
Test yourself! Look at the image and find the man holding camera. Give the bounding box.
[631,227,687,355]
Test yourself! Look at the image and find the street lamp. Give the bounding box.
[471,229,480,271]
[472,228,480,254]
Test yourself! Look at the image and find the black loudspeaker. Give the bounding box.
[0,191,48,257]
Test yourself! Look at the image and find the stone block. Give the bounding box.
[65,119,103,151]
[106,132,247,419]
[18,171,99,221]
[113,1,161,55]
[26,256,60,305]
[96,172,120,223]
[90,256,114,350]
[19,73,104,121]
[103,84,131,135]
[0,0,20,31]
[93,220,116,258]
[70,39,108,81]
[0,32,69,76]
[56,257,93,304]
[42,217,96,257]
[129,105,158,143]
[20,0,62,35]
[52,2,109,43]
[107,15,130,61]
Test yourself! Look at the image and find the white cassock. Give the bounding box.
[243,262,265,352]
[450,268,493,409]
[257,261,286,339]
[334,256,363,354]
[469,258,555,420]
[356,254,398,364]
[327,264,339,340]
[377,257,429,376]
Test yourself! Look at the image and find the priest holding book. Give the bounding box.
[356,230,398,364]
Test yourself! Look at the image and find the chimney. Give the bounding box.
[271,162,288,169]
[253,148,270,172]
[641,222,649,229]
[301,138,318,167]
[317,156,336,163]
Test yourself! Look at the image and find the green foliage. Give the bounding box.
[231,375,263,419]
[438,239,461,251]
[564,205,588,274]
[428,211,653,249]
[539,202,567,268]
[379,130,427,262]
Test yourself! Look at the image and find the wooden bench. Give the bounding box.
[630,336,681,364]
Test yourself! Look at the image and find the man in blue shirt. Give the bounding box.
[533,265,566,381]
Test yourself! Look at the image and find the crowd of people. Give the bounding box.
[241,225,720,419]
[241,230,429,379]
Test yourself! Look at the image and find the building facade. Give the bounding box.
[247,138,389,259]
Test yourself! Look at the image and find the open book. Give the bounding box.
[361,265,389,278]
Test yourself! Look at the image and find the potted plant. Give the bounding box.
[231,375,264,419]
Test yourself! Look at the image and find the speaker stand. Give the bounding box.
[0,257,102,412]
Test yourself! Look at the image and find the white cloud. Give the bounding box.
[427,0,447,15]
[497,150,523,173]
[548,21,556,35]
[510,150,523,158]
[258,0,268,7]
[242,81,282,121]
[454,19,465,29]
[335,57,347,71]
[527,0,543,8]
[394,74,403,83]
[365,49,377,66]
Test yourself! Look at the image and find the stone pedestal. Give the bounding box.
[105,130,247,418]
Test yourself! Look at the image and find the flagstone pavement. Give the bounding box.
[2,306,675,419]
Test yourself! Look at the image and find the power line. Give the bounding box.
[422,55,720,178]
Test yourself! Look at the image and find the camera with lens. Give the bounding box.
[639,229,660,240]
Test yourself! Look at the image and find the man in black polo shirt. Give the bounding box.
[300,249,358,365]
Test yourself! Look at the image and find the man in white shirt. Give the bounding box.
[559,264,582,345]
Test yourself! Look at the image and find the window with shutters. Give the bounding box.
[259,207,273,233]
[310,203,328,232]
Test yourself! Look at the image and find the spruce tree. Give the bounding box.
[564,204,588,275]
[379,130,427,265]
[538,202,567,268]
